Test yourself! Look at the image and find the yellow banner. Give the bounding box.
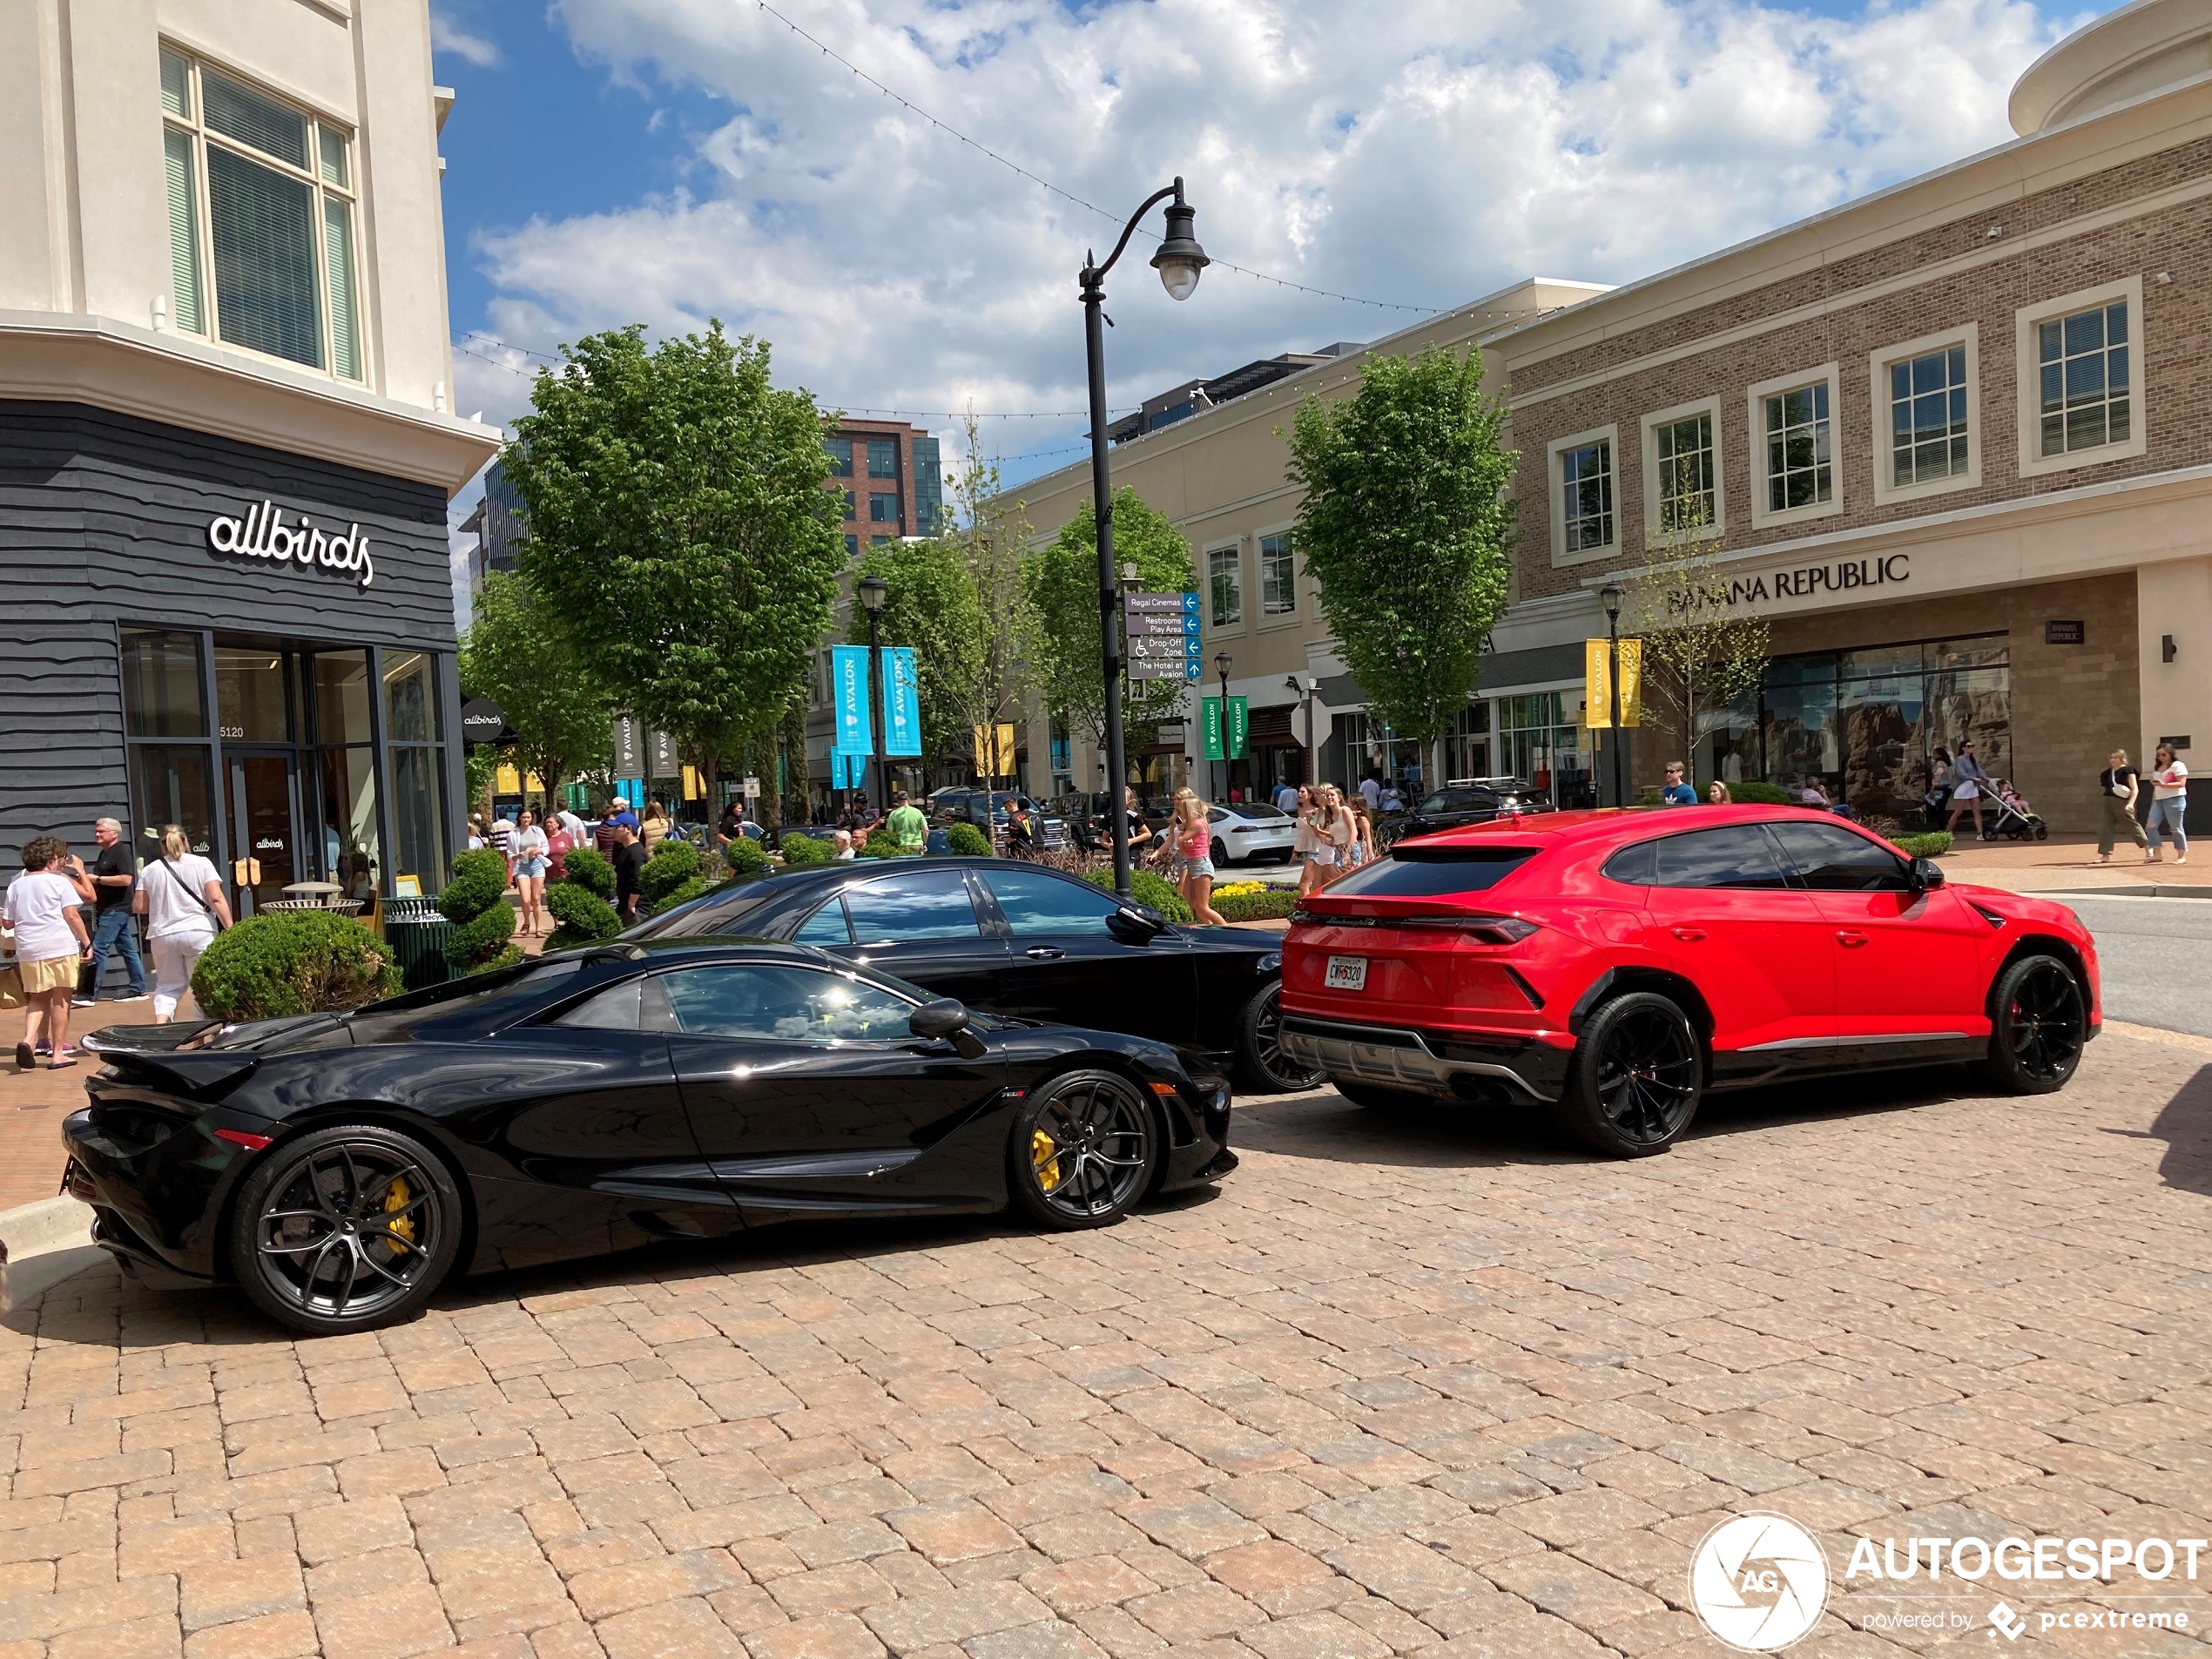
[1584,638,1642,729]
[496,763,522,794]
[972,722,1017,776]
[681,765,701,802]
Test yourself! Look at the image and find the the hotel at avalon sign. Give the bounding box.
[206,500,376,589]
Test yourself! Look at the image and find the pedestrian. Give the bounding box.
[512,808,550,937]
[1345,799,1374,868]
[75,817,148,1008]
[1706,780,1733,805]
[5,837,95,1069]
[1300,786,1349,895]
[610,822,647,925]
[1382,779,1405,813]
[138,824,232,1025]
[2097,748,2149,863]
[1359,772,1382,813]
[593,802,620,859]
[1291,786,1319,895]
[1946,739,1988,839]
[1007,800,1040,859]
[641,798,671,851]
[545,811,575,885]
[887,789,928,854]
[2146,743,2189,864]
[1925,747,1953,826]
[467,815,487,852]
[1119,788,1155,859]
[833,829,855,861]
[717,798,745,852]
[1274,779,1299,814]
[1167,791,1227,926]
[1660,761,1698,806]
[554,800,585,844]
[489,806,517,869]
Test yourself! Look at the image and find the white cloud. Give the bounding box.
[455,0,2074,478]
[432,5,503,70]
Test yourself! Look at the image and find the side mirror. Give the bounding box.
[1109,904,1168,942]
[909,997,986,1058]
[1908,857,1946,892]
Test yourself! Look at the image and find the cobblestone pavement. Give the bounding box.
[4,1033,2212,1659]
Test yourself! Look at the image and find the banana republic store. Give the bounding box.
[1,401,468,916]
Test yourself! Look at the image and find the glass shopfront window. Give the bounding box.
[318,744,380,898]
[215,644,292,741]
[314,650,374,744]
[1500,692,1591,807]
[123,630,206,738]
[127,744,219,858]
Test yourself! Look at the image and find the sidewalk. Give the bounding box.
[1927,831,2211,894]
[0,998,158,1212]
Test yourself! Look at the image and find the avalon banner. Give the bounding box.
[833,645,873,758]
[881,647,922,758]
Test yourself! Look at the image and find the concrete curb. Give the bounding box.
[0,1194,98,1313]
[2026,884,2212,900]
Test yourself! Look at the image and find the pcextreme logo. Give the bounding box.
[1689,1513,1831,1652]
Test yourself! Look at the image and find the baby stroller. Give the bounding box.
[1979,779,2048,841]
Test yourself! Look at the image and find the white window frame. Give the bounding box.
[1204,539,1245,635]
[1640,395,1726,546]
[1745,363,1843,531]
[1548,424,1619,568]
[158,44,367,386]
[1256,524,1298,626]
[1869,323,1980,508]
[2015,275,2146,480]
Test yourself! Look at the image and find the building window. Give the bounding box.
[867,493,901,527]
[913,436,941,534]
[1207,545,1243,627]
[382,651,449,896]
[867,437,898,478]
[1259,532,1296,617]
[159,48,362,381]
[1560,439,1613,552]
[2039,302,2128,456]
[826,437,853,477]
[840,489,856,521]
[872,535,893,548]
[1653,413,1716,533]
[844,535,859,559]
[1889,345,1969,487]
[1763,383,1830,512]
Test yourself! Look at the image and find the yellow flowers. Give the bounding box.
[1212,881,1266,898]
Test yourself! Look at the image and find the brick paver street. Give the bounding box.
[2,1029,2209,1657]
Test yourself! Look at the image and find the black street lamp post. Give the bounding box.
[859,574,889,816]
[1601,582,1623,807]
[1082,178,1208,896]
[1213,651,1232,803]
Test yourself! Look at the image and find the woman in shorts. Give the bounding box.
[512,808,550,937]
[1168,791,1226,927]
[5,837,93,1069]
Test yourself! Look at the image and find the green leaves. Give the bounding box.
[1285,347,1514,746]
[1024,486,1195,745]
[460,570,611,799]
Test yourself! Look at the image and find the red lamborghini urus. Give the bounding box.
[1279,806,2100,1157]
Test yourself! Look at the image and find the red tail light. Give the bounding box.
[1291,908,1537,944]
[212,1128,272,1151]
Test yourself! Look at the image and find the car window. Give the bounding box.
[550,974,675,1032]
[1601,840,1656,886]
[843,870,984,944]
[984,868,1127,937]
[1648,826,1793,891]
[658,963,917,1042]
[626,887,775,940]
[1766,821,1912,892]
[1325,846,1539,896]
[794,897,853,946]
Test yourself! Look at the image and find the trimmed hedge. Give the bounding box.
[544,880,623,950]
[1894,832,1953,858]
[192,910,401,1022]
[1727,781,1797,805]
[944,822,992,858]
[1087,867,1194,924]
[779,831,832,867]
[437,847,520,974]
[857,827,914,860]
[640,840,705,905]
[723,836,771,878]
[560,845,616,900]
[1212,887,1299,923]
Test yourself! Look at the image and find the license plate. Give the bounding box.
[1325,955,1368,991]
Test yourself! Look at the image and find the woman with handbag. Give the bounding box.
[139,825,233,1022]
[4,837,94,1069]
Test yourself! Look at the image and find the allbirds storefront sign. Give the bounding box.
[206,501,375,589]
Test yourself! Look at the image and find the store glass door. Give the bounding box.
[228,752,302,914]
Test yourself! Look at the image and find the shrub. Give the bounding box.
[560,846,616,900]
[192,910,401,1022]
[1728,781,1797,806]
[944,822,992,858]
[640,840,705,905]
[544,880,623,950]
[1087,867,1193,924]
[437,847,519,974]
[1894,832,1953,858]
[723,835,771,878]
[1212,887,1300,923]
[779,831,831,867]
[857,827,910,860]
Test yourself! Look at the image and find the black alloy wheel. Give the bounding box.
[1238,981,1324,1093]
[1008,1070,1158,1230]
[1556,991,1703,1157]
[1983,954,2087,1094]
[228,1124,462,1334]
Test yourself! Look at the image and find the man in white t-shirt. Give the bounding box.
[1359,774,1382,812]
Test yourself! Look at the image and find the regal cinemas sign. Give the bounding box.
[1667,552,1910,617]
[206,500,375,589]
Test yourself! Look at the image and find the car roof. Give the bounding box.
[1395,804,1877,850]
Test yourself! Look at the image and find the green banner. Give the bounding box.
[1226,695,1248,759]
[1202,697,1224,761]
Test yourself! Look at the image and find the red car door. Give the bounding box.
[1627,824,1838,1055]
[1764,819,1988,1038]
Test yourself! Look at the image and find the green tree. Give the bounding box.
[1626,505,1769,790]
[460,568,612,806]
[501,321,845,790]
[1023,485,1194,756]
[1285,345,1514,769]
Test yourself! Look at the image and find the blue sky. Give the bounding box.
[433,0,2104,504]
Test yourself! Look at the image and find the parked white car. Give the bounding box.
[1207,801,1298,865]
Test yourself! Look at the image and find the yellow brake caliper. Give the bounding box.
[1031,1130,1064,1193]
[381,1176,415,1253]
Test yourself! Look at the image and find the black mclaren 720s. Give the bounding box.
[64,941,1236,1334]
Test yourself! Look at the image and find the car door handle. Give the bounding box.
[1837,931,1870,948]
[1024,946,1065,960]
[1670,927,1706,941]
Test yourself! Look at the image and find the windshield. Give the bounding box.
[624,884,779,940]
[1324,845,1540,897]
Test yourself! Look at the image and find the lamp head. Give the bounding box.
[1150,180,1209,301]
[1215,651,1232,675]
[858,574,887,614]
[1600,582,1622,621]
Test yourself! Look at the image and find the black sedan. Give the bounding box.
[65,942,1234,1336]
[628,859,1319,1092]
[1375,778,1554,850]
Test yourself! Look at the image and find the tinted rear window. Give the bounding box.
[1325,846,1538,897]
[628,887,776,940]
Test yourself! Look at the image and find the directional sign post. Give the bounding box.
[1127,590,1203,680]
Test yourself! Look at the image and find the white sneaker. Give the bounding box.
[70,995,96,1008]
[115,993,149,1003]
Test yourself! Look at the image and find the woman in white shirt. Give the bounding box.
[5,836,93,1069]
[138,824,233,1022]
[511,809,550,938]
[2147,744,2189,865]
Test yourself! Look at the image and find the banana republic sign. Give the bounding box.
[1667,552,1910,617]
[206,501,375,589]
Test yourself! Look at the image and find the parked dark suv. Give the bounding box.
[1374,777,1554,850]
